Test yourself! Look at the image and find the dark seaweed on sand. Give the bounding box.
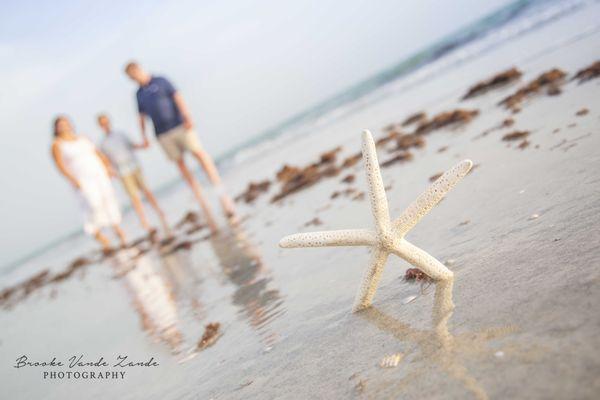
[498,68,566,109]
[197,322,222,350]
[502,130,530,141]
[462,67,522,100]
[572,60,600,84]
[414,109,479,135]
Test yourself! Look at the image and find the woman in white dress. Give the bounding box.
[51,116,127,251]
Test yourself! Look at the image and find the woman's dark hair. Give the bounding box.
[53,115,68,137]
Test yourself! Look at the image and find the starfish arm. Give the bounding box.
[279,229,377,248]
[352,248,389,312]
[362,130,391,233]
[432,279,455,349]
[391,239,453,281]
[392,159,473,236]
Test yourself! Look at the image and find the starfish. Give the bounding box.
[279,130,472,312]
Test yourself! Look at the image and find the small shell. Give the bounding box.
[380,353,403,368]
[402,295,418,304]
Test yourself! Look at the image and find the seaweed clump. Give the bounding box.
[462,67,522,100]
[414,109,479,135]
[572,60,600,84]
[499,68,566,109]
[502,130,530,141]
[235,180,271,204]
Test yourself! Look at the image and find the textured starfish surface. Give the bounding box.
[279,130,473,312]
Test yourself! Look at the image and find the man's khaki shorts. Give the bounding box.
[157,125,203,161]
[121,168,147,200]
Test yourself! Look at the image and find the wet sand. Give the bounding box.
[1,7,600,399]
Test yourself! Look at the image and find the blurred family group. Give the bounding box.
[51,62,236,251]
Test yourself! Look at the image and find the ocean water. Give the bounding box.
[1,0,596,277]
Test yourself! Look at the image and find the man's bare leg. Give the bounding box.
[191,148,237,218]
[176,158,218,232]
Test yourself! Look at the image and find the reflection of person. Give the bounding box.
[97,113,169,234]
[159,244,206,321]
[50,116,126,251]
[111,252,182,351]
[124,61,237,230]
[210,223,283,347]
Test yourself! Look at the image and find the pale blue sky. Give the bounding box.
[0,0,510,266]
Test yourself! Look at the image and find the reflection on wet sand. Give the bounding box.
[110,215,286,355]
[111,252,183,351]
[209,222,285,348]
[359,279,517,400]
[159,246,206,322]
[113,244,216,356]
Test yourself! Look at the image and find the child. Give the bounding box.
[97,113,168,234]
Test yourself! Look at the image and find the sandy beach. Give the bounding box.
[1,2,600,399]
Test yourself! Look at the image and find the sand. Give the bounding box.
[1,5,600,399]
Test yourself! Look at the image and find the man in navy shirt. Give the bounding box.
[124,61,236,229]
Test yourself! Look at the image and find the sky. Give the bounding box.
[0,0,511,267]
